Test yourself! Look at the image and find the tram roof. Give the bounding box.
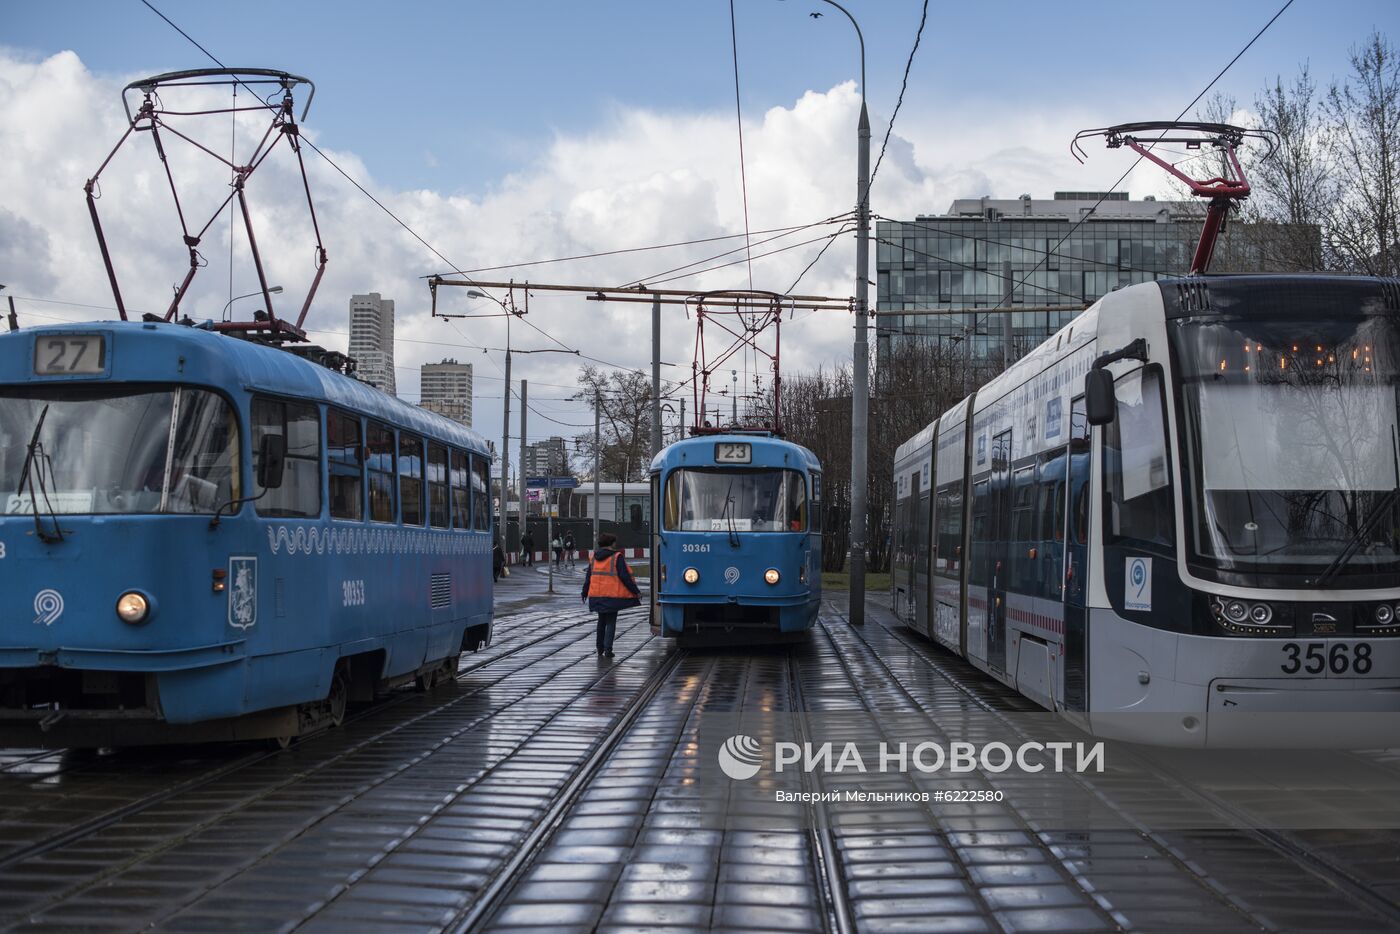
[4,320,491,454]
[649,433,820,473]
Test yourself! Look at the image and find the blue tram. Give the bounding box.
[0,320,495,746]
[649,433,822,645]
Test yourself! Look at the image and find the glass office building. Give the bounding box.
[876,193,1202,364]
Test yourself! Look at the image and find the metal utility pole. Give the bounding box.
[731,370,738,425]
[500,349,511,552]
[850,80,871,626]
[593,391,601,559]
[1002,259,1013,372]
[546,484,555,595]
[651,293,662,457]
[679,398,686,442]
[803,0,870,626]
[519,380,528,566]
[6,295,18,332]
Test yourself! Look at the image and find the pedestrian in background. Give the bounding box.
[552,534,564,568]
[582,532,640,659]
[492,538,505,583]
[520,530,535,566]
[564,531,576,568]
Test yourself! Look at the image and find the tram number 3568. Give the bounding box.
[1281,641,1373,675]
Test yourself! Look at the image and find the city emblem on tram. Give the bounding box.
[228,557,258,630]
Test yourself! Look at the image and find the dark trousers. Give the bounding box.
[596,611,618,655]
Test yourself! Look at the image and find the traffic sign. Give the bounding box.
[526,476,579,489]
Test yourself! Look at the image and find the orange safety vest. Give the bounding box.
[587,553,634,599]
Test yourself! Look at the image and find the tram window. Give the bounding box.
[327,409,363,521]
[810,471,822,533]
[915,490,931,566]
[470,454,491,531]
[167,389,240,514]
[366,420,396,523]
[1103,368,1175,550]
[1011,466,1036,542]
[1038,450,1067,543]
[1074,484,1090,546]
[427,442,449,529]
[969,479,990,587]
[935,485,963,575]
[399,432,424,526]
[252,397,321,518]
[450,450,470,530]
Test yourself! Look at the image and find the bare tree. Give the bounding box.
[572,365,653,481]
[1246,65,1330,269]
[1323,32,1400,275]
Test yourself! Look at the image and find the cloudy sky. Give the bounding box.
[2,0,1392,451]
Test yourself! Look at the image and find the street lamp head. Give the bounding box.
[268,285,284,294]
[466,290,487,300]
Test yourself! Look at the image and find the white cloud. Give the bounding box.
[0,49,1154,442]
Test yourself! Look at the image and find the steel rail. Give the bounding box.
[453,644,686,933]
[0,608,597,874]
[853,607,1400,930]
[785,651,858,934]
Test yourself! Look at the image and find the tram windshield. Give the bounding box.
[1173,315,1400,587]
[0,386,239,515]
[663,468,807,532]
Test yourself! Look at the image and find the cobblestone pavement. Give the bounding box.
[2,568,1398,933]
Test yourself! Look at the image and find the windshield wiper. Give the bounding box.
[1313,488,1398,587]
[16,405,65,544]
[719,478,739,548]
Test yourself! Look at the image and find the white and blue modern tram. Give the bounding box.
[893,274,1400,746]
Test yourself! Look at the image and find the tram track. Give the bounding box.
[451,645,688,933]
[851,602,1400,931]
[0,606,633,916]
[785,652,857,934]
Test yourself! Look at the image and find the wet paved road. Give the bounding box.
[2,564,1399,932]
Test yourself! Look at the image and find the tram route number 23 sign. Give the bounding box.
[1125,557,1152,612]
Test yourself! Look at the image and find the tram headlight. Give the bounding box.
[683,567,700,585]
[764,568,781,585]
[116,591,150,625]
[1224,600,1249,623]
[1377,604,1396,625]
[1248,603,1273,625]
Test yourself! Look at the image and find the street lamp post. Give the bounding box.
[805,0,869,625]
[222,285,282,321]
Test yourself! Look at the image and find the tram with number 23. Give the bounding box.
[649,433,822,645]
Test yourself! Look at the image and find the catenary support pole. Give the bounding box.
[500,348,511,553]
[849,98,870,626]
[519,380,528,566]
[651,293,662,458]
[593,391,601,560]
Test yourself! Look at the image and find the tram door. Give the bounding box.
[1062,398,1090,711]
[987,430,1013,673]
[649,473,661,635]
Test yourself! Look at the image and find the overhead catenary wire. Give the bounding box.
[869,0,929,191]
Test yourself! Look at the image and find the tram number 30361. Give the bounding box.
[1281,641,1373,675]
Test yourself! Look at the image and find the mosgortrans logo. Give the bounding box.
[717,734,764,780]
[717,736,1105,780]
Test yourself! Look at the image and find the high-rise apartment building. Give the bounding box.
[420,358,474,427]
[524,436,569,478]
[348,292,396,394]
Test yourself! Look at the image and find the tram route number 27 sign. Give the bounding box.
[1125,557,1152,612]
